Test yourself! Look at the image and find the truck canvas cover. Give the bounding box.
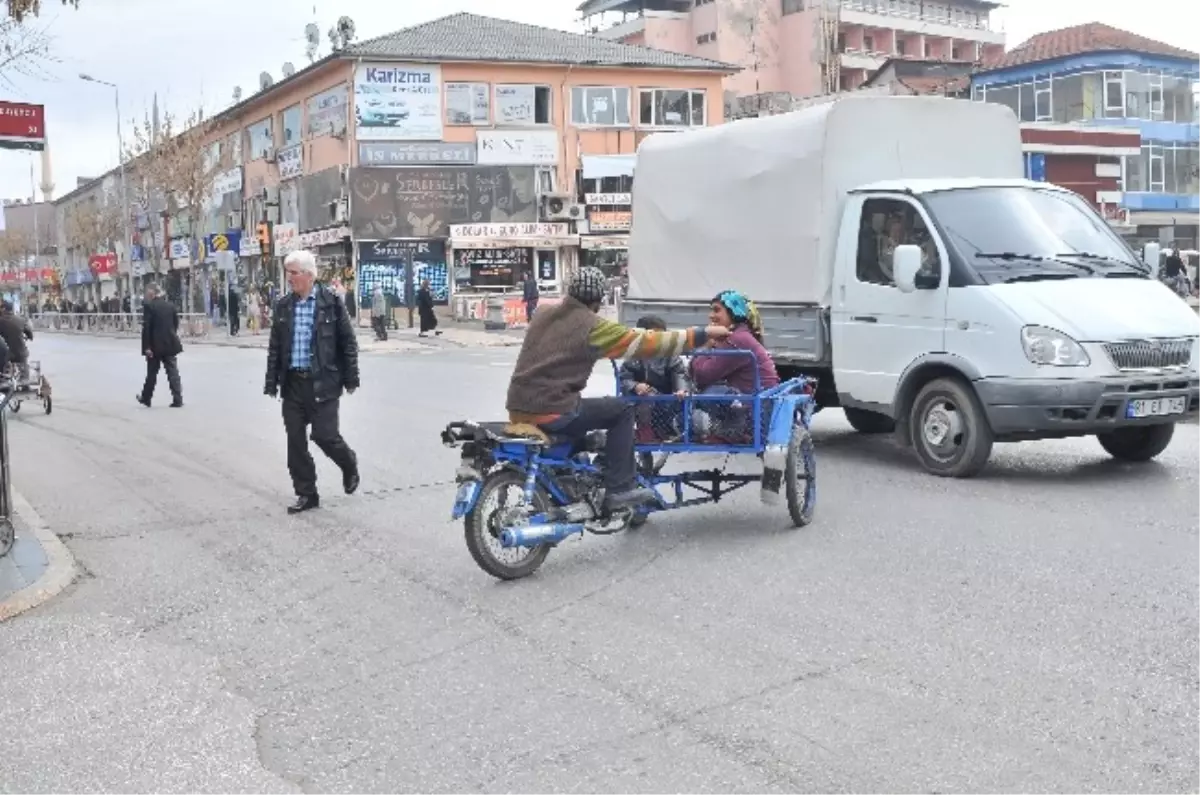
[628,95,1024,306]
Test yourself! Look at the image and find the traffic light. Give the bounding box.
[256,221,273,259]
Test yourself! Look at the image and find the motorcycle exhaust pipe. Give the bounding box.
[500,522,585,548]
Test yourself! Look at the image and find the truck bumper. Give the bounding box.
[975,374,1200,439]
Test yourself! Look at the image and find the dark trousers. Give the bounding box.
[282,371,357,498]
[525,300,537,322]
[141,355,182,404]
[229,313,240,335]
[540,397,635,492]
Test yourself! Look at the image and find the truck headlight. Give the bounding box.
[1021,325,1090,366]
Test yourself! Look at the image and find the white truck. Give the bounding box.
[622,95,1200,477]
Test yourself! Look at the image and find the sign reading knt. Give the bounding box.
[0,101,46,152]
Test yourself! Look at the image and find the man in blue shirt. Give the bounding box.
[264,250,361,514]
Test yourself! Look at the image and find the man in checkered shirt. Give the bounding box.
[263,250,361,514]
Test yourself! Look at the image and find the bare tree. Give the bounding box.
[5,0,80,23]
[0,14,54,86]
[725,0,782,96]
[62,195,122,262]
[124,107,221,296]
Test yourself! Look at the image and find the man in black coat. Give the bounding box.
[264,249,360,514]
[136,283,184,408]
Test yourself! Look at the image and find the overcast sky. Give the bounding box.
[0,0,1196,201]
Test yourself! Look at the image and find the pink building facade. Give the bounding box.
[582,0,1006,99]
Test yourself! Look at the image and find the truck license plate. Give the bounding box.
[1126,396,1187,419]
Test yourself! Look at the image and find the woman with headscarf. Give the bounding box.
[689,290,779,440]
[416,278,441,337]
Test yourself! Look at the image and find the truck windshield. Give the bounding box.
[922,187,1147,284]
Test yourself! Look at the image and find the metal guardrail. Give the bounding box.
[29,313,212,339]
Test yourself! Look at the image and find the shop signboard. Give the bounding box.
[585,193,632,206]
[354,63,442,141]
[358,142,476,165]
[0,101,46,151]
[453,246,531,288]
[587,210,632,232]
[277,144,303,180]
[356,239,448,306]
[475,130,558,165]
[349,166,537,239]
[88,253,117,279]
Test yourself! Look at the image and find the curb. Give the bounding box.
[0,490,77,622]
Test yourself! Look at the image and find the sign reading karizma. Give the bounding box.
[0,101,46,151]
[354,63,442,141]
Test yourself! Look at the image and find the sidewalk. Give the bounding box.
[0,492,77,621]
[189,321,527,352]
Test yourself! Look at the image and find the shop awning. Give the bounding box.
[580,234,629,250]
[451,235,580,249]
[581,155,636,180]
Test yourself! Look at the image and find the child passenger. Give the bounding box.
[619,315,690,442]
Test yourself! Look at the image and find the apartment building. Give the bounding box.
[581,0,1005,102]
[58,12,732,317]
[970,23,1199,249]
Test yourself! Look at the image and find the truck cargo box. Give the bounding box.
[627,95,1025,307]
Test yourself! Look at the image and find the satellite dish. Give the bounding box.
[259,71,274,91]
[337,16,356,42]
[282,62,296,77]
[232,86,243,103]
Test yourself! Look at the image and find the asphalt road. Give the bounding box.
[0,334,1196,793]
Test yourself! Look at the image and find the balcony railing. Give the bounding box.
[840,0,995,32]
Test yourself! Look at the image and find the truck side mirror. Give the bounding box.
[1143,242,1161,277]
[892,244,923,293]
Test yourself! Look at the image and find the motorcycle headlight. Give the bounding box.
[1021,325,1090,367]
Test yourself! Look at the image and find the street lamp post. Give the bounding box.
[80,73,135,313]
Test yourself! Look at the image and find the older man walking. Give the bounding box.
[263,249,360,514]
[136,283,184,408]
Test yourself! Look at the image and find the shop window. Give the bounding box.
[1018,83,1035,122]
[280,104,302,147]
[1051,73,1084,123]
[246,118,273,160]
[445,82,490,125]
[494,84,553,125]
[571,86,631,126]
[638,89,706,127]
[1034,77,1052,121]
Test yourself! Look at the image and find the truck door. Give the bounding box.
[830,194,948,413]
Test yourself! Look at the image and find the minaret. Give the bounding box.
[152,93,160,140]
[38,138,54,201]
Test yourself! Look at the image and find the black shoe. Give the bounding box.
[603,487,657,513]
[170,400,183,408]
[343,467,360,495]
[136,394,150,408]
[287,495,320,514]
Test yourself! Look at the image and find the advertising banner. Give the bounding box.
[306,83,349,138]
[354,63,442,141]
[349,166,537,239]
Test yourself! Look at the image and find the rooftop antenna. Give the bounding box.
[329,15,355,51]
[232,86,243,103]
[259,71,274,91]
[282,62,296,78]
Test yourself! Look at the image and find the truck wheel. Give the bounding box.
[1097,424,1175,462]
[843,407,895,434]
[909,377,993,478]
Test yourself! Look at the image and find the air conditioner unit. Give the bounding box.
[264,148,277,163]
[329,198,348,223]
[541,193,583,221]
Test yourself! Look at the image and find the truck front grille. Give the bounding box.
[1103,338,1193,371]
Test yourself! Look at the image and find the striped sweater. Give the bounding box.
[506,296,709,424]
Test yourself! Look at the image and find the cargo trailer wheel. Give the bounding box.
[843,407,895,434]
[910,377,993,478]
[1097,424,1175,462]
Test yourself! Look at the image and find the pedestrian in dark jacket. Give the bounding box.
[264,250,360,514]
[136,284,184,408]
[522,271,539,322]
[0,301,32,372]
[417,278,440,337]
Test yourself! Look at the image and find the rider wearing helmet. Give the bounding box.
[506,267,730,513]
